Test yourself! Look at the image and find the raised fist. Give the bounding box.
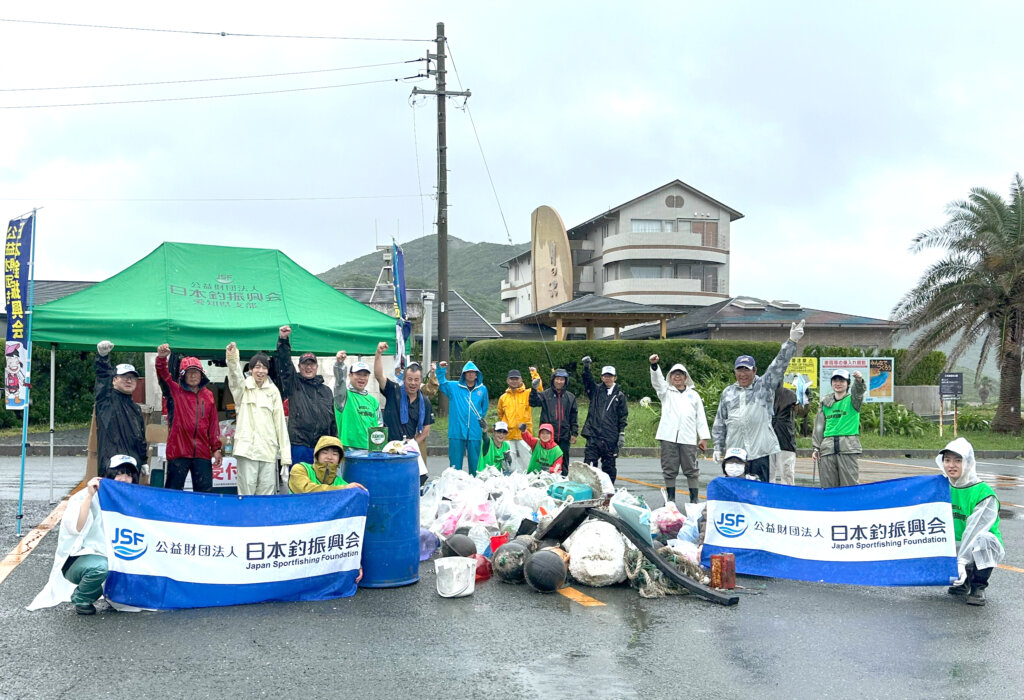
[226,342,237,354]
[581,356,592,366]
[852,370,863,381]
[279,325,292,340]
[531,378,541,390]
[518,423,527,433]
[430,362,437,372]
[789,320,805,343]
[439,361,448,368]
[96,340,114,356]
[649,354,659,365]
[336,350,347,363]
[377,341,389,354]
[528,366,537,374]
[156,344,171,358]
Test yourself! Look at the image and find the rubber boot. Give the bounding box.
[665,486,676,504]
[966,566,992,606]
[689,488,699,504]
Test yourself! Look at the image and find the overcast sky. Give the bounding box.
[1,2,1020,320]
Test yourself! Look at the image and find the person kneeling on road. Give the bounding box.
[480,421,513,474]
[28,456,141,615]
[940,437,1004,606]
[288,435,365,494]
[520,422,564,474]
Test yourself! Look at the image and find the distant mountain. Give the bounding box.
[318,235,529,322]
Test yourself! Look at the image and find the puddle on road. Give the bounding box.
[514,648,640,699]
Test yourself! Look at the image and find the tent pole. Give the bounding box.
[48,343,55,503]
[15,209,38,537]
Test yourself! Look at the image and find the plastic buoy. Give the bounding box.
[491,541,530,584]
[524,549,567,593]
[442,534,477,559]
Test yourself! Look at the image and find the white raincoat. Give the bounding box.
[937,437,1005,572]
[650,364,710,445]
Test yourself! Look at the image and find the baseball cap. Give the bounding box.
[734,355,756,370]
[722,447,748,464]
[831,369,851,381]
[494,421,509,432]
[107,454,139,472]
[507,369,522,379]
[553,369,569,378]
[115,363,139,377]
[601,365,616,376]
[299,352,318,364]
[350,361,371,374]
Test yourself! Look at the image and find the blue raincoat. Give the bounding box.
[437,361,489,440]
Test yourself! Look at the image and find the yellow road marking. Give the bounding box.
[0,479,84,586]
[558,586,605,607]
[999,564,1024,574]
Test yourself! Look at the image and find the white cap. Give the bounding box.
[115,363,139,377]
[601,365,616,376]
[831,369,851,381]
[494,421,509,431]
[350,361,371,374]
[108,454,139,470]
[723,447,748,464]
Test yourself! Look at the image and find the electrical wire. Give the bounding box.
[0,74,427,109]
[0,59,424,92]
[0,17,433,42]
[410,96,431,237]
[445,39,514,247]
[0,194,431,202]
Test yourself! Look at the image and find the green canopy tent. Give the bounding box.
[30,242,396,491]
[32,241,397,354]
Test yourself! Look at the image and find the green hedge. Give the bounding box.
[464,339,786,401]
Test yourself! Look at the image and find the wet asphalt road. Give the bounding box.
[1,454,1022,699]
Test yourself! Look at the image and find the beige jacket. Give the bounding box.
[226,347,291,465]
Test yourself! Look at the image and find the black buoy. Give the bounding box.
[513,534,539,552]
[441,533,477,558]
[491,541,530,584]
[524,549,567,593]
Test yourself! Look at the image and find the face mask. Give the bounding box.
[724,462,745,477]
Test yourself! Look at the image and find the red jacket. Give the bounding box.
[156,356,222,461]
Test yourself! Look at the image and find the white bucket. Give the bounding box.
[435,556,477,598]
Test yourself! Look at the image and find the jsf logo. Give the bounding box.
[110,527,148,560]
[713,513,748,538]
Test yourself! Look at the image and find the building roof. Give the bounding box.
[567,179,744,235]
[334,287,501,341]
[492,322,556,341]
[0,280,98,324]
[618,297,903,340]
[517,294,680,325]
[498,248,532,268]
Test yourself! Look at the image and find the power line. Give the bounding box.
[410,97,431,238]
[0,74,427,109]
[0,59,424,92]
[0,17,433,42]
[445,39,515,247]
[0,194,430,202]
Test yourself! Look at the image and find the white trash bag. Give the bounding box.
[564,520,628,587]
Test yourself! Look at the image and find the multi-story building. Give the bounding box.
[500,179,742,322]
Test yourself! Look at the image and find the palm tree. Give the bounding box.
[977,376,995,405]
[893,175,1024,433]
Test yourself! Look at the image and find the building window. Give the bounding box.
[691,221,719,248]
[631,219,676,233]
[628,262,667,279]
[665,194,685,208]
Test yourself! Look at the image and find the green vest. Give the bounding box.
[336,392,380,449]
[289,462,347,493]
[480,437,511,472]
[950,481,1003,544]
[527,443,564,474]
[822,394,860,437]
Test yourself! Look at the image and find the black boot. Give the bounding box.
[689,488,699,504]
[665,486,676,504]
[966,566,992,606]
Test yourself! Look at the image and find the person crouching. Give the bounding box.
[288,436,365,493]
[520,422,564,474]
[28,455,140,615]
[939,437,1004,606]
[721,447,761,481]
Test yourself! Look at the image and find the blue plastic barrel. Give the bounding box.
[342,450,420,588]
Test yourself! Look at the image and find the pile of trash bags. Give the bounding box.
[423,461,711,598]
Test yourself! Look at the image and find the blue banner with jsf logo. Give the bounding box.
[98,480,368,610]
[702,475,957,586]
[4,215,33,410]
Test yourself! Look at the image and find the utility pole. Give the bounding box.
[412,21,470,414]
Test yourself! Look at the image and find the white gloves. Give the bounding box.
[97,340,114,356]
[954,561,967,587]
[141,463,151,476]
[712,450,722,463]
[789,320,805,344]
[280,465,291,483]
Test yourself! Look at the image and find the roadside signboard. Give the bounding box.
[939,372,963,398]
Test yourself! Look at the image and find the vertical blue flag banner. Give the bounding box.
[392,241,411,370]
[4,216,32,410]
[98,480,368,610]
[702,475,958,586]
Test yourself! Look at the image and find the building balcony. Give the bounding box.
[601,233,728,266]
[601,276,729,306]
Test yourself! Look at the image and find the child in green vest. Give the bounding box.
[939,437,1004,606]
[812,368,865,488]
[479,421,513,474]
[333,353,381,450]
[520,423,564,474]
[288,435,366,494]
